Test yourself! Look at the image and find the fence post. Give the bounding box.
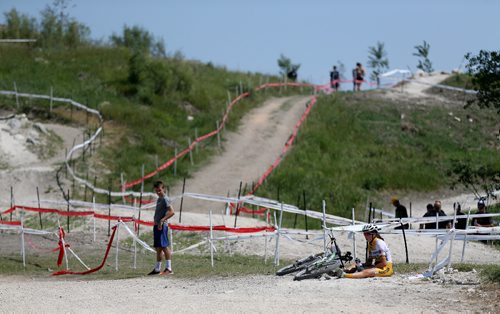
[188,138,194,165]
[67,189,70,232]
[194,128,199,154]
[233,181,243,228]
[178,177,186,223]
[10,186,14,221]
[13,81,19,109]
[174,147,178,177]
[49,86,53,118]
[108,179,112,236]
[216,121,221,149]
[36,187,43,229]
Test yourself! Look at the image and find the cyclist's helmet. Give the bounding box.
[362,224,380,234]
[477,198,486,208]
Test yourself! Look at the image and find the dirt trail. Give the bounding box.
[174,96,311,212]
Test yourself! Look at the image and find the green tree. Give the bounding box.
[110,25,165,56]
[1,9,37,39]
[367,41,389,87]
[465,50,500,113]
[413,40,434,73]
[449,158,500,200]
[277,54,300,81]
[39,0,90,48]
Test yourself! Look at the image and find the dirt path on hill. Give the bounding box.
[174,95,312,213]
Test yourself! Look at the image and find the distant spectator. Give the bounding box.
[421,203,435,229]
[391,196,409,229]
[421,201,450,229]
[454,203,467,230]
[472,199,493,228]
[330,66,340,91]
[433,200,451,229]
[352,68,357,91]
[354,62,365,91]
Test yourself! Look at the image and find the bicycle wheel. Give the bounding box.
[293,260,342,281]
[276,254,323,276]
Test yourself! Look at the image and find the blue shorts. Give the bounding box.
[153,223,170,248]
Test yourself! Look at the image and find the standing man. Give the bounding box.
[330,65,340,91]
[391,196,409,229]
[148,180,175,275]
[472,199,494,228]
[355,62,366,91]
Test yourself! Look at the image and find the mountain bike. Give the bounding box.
[293,233,353,281]
[276,252,326,276]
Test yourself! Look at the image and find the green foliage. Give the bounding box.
[0,1,91,48]
[413,40,434,73]
[448,158,500,200]
[256,93,500,223]
[367,41,389,85]
[480,264,500,283]
[465,50,500,113]
[110,24,165,56]
[1,8,37,39]
[277,54,300,81]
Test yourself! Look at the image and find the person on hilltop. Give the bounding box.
[330,65,340,91]
[338,224,393,279]
[391,196,409,229]
[148,180,175,276]
[354,62,365,91]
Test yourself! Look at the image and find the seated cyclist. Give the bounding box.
[341,224,393,278]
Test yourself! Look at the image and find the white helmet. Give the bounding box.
[362,224,380,234]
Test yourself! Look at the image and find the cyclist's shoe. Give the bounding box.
[147,269,161,275]
[334,268,344,278]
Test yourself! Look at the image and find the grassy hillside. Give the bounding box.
[0,45,289,197]
[257,90,500,224]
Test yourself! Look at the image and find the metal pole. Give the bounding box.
[400,220,409,264]
[216,121,221,149]
[209,209,214,268]
[274,202,284,266]
[293,194,300,228]
[14,81,19,109]
[115,222,120,271]
[188,138,194,165]
[36,187,43,229]
[322,200,327,253]
[233,181,243,228]
[10,186,13,221]
[108,179,112,236]
[303,190,308,239]
[194,128,199,153]
[352,208,357,259]
[20,211,25,267]
[137,191,143,236]
[174,147,178,177]
[67,189,70,232]
[178,177,186,223]
[460,208,472,263]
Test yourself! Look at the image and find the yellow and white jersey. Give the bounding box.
[368,237,392,264]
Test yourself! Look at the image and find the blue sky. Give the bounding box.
[1,0,499,84]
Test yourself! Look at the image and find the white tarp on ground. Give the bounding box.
[380,69,412,77]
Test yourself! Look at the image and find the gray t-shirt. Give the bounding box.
[154,196,171,225]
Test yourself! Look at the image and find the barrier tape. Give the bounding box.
[0,220,21,226]
[52,225,117,276]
